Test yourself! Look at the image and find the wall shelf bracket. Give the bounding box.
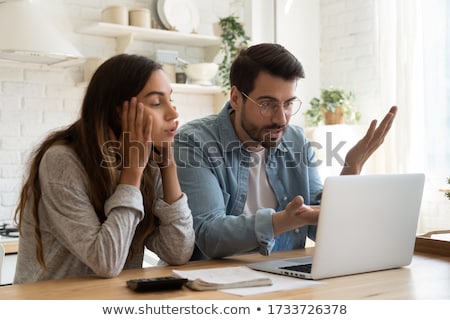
[116,33,133,54]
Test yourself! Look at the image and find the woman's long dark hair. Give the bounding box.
[15,54,163,270]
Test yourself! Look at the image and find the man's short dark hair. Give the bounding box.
[229,43,305,94]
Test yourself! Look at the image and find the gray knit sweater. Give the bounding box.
[14,145,194,284]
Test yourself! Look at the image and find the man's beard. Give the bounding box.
[261,129,284,148]
[240,117,285,149]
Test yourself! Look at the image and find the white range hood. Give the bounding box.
[0,0,82,65]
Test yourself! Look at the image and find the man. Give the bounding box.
[174,43,397,260]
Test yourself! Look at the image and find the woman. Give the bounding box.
[13,54,195,284]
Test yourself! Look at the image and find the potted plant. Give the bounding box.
[439,177,450,200]
[215,15,250,91]
[304,87,361,126]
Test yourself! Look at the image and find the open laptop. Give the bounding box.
[248,173,425,280]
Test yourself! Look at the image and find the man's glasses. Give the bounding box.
[240,91,302,117]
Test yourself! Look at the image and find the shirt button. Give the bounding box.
[295,228,300,233]
[283,196,287,201]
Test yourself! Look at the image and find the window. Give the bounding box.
[376,0,450,233]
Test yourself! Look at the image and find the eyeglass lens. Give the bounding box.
[260,100,302,116]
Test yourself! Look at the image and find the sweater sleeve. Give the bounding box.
[39,145,145,278]
[144,169,195,265]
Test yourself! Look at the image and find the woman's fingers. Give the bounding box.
[121,100,129,133]
[127,97,137,134]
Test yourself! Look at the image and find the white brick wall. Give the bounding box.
[0,0,233,223]
[319,0,378,123]
[0,61,84,222]
[0,0,384,223]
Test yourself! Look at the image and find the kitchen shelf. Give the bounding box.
[171,83,223,94]
[76,22,224,94]
[78,81,223,95]
[77,22,221,53]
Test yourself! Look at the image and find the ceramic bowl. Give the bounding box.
[184,63,218,86]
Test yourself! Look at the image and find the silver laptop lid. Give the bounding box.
[311,173,425,279]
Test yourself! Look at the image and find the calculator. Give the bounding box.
[126,276,188,292]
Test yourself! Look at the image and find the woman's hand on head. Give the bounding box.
[111,97,153,187]
[150,143,175,169]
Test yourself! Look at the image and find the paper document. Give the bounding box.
[172,266,322,296]
[172,266,272,291]
[431,233,450,241]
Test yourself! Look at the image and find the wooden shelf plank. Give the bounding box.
[171,83,222,94]
[77,22,221,47]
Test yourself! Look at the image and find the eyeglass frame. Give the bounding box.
[240,91,302,117]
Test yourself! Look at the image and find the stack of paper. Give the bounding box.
[172,266,272,291]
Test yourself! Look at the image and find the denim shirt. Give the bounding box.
[174,102,323,260]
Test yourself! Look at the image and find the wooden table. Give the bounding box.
[0,248,449,300]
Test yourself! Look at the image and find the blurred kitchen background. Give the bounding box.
[0,0,449,241]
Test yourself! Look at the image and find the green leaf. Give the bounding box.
[217,15,250,91]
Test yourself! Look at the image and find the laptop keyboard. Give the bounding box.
[280,263,312,273]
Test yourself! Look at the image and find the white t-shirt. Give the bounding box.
[242,149,277,215]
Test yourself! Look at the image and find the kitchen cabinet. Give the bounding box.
[0,238,18,285]
[1,254,16,285]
